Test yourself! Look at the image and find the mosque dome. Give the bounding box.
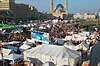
[56,4,64,9]
[53,4,64,12]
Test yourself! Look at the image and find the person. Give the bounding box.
[90,42,100,66]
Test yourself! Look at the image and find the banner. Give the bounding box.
[31,32,49,43]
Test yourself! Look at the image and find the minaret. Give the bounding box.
[50,0,53,13]
[65,0,68,14]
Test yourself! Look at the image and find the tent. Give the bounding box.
[64,41,75,46]
[42,61,56,66]
[54,39,65,45]
[64,36,72,40]
[76,41,89,51]
[64,41,78,51]
[0,48,11,60]
[4,54,23,65]
[11,29,23,33]
[26,39,35,43]
[72,34,87,41]
[4,54,22,60]
[19,44,31,52]
[1,41,21,45]
[9,41,21,45]
[24,44,81,66]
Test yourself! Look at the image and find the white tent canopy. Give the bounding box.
[4,54,23,65]
[64,41,75,46]
[24,44,81,66]
[64,41,78,51]
[65,36,72,40]
[4,54,22,60]
[42,61,56,66]
[9,41,21,44]
[76,41,89,50]
[20,44,30,50]
[0,48,11,60]
[19,44,31,52]
[1,41,21,45]
[26,39,35,43]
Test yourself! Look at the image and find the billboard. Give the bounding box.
[31,32,49,43]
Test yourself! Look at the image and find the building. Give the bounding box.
[0,0,53,20]
[96,10,100,19]
[14,3,39,19]
[0,0,39,19]
[0,0,15,10]
[0,0,15,19]
[49,0,68,19]
[73,13,96,20]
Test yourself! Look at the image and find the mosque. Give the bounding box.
[50,0,68,19]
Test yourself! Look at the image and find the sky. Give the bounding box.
[16,0,100,13]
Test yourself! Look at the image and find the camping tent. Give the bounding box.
[24,44,81,66]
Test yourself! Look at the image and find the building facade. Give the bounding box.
[0,0,15,10]
[73,13,96,20]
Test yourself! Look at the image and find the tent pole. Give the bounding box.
[13,60,14,65]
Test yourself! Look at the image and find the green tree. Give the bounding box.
[78,24,84,29]
[88,26,94,32]
[96,23,100,31]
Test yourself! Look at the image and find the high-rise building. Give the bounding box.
[49,0,68,19]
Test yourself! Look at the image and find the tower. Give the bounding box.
[50,0,53,13]
[65,0,68,14]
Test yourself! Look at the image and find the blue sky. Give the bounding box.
[16,0,100,13]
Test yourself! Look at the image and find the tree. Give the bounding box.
[88,26,94,32]
[96,23,100,31]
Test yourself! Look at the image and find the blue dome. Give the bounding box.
[57,4,64,8]
[54,4,64,12]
